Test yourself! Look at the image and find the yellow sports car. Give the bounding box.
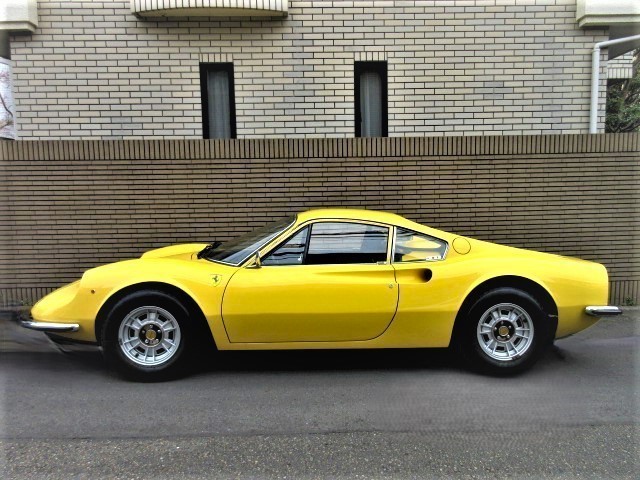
[21,208,621,380]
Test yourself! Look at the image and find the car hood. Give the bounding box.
[140,243,208,260]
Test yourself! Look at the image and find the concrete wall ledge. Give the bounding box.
[577,0,640,27]
[0,0,38,33]
[2,133,639,162]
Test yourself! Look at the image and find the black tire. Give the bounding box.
[102,290,192,381]
[458,287,553,376]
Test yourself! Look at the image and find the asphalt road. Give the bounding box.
[1,313,638,479]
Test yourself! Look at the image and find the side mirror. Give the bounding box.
[247,251,262,269]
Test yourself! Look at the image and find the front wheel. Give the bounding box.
[459,288,553,375]
[102,290,192,381]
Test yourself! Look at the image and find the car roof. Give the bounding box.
[294,208,456,242]
[297,208,414,227]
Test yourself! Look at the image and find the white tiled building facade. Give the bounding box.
[607,51,636,79]
[3,0,632,139]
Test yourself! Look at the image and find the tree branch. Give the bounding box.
[0,92,13,119]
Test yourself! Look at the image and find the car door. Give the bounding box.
[389,227,459,347]
[221,221,398,343]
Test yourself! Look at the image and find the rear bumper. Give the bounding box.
[19,312,80,333]
[585,306,623,317]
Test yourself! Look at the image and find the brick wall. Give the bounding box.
[1,133,638,306]
[607,52,634,80]
[9,0,609,139]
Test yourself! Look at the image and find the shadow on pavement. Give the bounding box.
[198,347,459,374]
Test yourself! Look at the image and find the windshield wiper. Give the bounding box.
[197,241,222,259]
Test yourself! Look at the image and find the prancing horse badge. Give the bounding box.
[211,274,222,286]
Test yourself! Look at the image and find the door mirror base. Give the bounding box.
[246,251,262,269]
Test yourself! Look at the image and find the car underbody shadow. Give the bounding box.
[192,347,461,375]
[2,340,576,382]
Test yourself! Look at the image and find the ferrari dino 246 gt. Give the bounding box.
[22,209,621,380]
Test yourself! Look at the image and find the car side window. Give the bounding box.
[394,228,447,263]
[262,227,309,266]
[306,222,389,265]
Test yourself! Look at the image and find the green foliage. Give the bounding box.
[606,50,640,133]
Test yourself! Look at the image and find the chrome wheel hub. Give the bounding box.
[118,306,181,366]
[476,303,534,362]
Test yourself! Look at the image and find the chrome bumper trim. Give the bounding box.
[585,306,623,317]
[19,313,80,333]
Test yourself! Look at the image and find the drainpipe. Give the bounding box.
[590,33,640,133]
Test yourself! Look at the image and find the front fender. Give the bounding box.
[32,258,236,343]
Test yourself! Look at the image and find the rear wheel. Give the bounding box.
[102,290,192,381]
[459,288,553,375]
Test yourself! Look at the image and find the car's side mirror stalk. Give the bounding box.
[247,251,262,269]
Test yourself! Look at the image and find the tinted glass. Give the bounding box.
[262,227,309,266]
[306,222,389,265]
[394,228,447,263]
[204,216,294,265]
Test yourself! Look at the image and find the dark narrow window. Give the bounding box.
[200,63,236,139]
[354,61,388,137]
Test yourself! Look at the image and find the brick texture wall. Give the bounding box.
[607,52,634,80]
[9,0,609,139]
[1,133,638,306]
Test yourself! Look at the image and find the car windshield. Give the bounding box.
[202,216,296,266]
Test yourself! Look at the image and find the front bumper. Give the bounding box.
[19,312,80,333]
[585,306,623,317]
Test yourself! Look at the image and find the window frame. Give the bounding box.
[261,225,311,266]
[390,226,449,264]
[354,61,388,138]
[200,62,237,139]
[260,219,394,267]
